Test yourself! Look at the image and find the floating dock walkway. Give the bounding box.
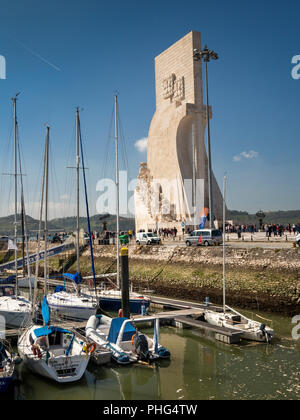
[148,295,243,344]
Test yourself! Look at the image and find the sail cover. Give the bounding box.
[107,318,136,344]
[42,296,50,326]
[63,272,82,285]
[34,326,71,338]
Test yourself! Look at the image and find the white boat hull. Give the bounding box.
[18,326,89,383]
[21,353,88,383]
[204,310,274,343]
[0,296,32,328]
[47,292,97,321]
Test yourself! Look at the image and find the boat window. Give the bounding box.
[48,331,61,346]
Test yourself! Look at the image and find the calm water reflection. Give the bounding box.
[3,311,300,400]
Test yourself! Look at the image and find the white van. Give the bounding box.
[136,232,161,245]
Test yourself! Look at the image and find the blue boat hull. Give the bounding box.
[0,376,13,393]
[100,297,150,314]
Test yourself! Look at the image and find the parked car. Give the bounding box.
[296,233,300,247]
[136,232,161,245]
[185,229,223,247]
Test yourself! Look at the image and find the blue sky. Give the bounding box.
[0,0,299,219]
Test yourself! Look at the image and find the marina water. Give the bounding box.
[2,310,299,400]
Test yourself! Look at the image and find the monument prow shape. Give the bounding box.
[135,31,223,232]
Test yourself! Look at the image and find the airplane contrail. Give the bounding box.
[13,37,62,72]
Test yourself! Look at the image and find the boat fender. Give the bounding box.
[87,343,96,355]
[32,345,42,359]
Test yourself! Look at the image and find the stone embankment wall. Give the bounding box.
[81,245,300,315]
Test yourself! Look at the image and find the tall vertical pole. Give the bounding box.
[205,60,214,229]
[44,126,50,297]
[121,247,130,319]
[76,108,81,291]
[223,175,226,313]
[13,97,19,297]
[115,95,120,290]
[192,123,196,231]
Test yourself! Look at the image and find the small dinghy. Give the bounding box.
[0,339,15,393]
[86,314,171,365]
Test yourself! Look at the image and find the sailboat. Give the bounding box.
[0,96,32,328]
[91,95,150,314]
[0,339,15,393]
[46,108,98,321]
[203,176,274,342]
[86,314,170,365]
[18,126,91,383]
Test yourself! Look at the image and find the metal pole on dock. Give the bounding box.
[121,247,130,319]
[223,175,226,314]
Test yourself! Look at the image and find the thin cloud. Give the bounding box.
[233,150,258,162]
[135,137,148,153]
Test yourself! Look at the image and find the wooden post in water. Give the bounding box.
[121,247,130,319]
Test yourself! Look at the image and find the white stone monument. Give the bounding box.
[135,31,223,232]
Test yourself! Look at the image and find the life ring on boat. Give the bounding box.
[32,344,42,359]
[87,343,96,355]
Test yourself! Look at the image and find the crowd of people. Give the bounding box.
[225,223,300,238]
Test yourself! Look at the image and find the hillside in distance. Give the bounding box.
[1,210,300,235]
[227,210,300,226]
[0,214,135,235]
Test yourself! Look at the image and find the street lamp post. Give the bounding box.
[194,45,218,229]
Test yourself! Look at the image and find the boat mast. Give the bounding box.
[115,95,120,290]
[223,175,226,313]
[44,126,50,297]
[192,123,196,231]
[12,97,19,298]
[76,108,81,295]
